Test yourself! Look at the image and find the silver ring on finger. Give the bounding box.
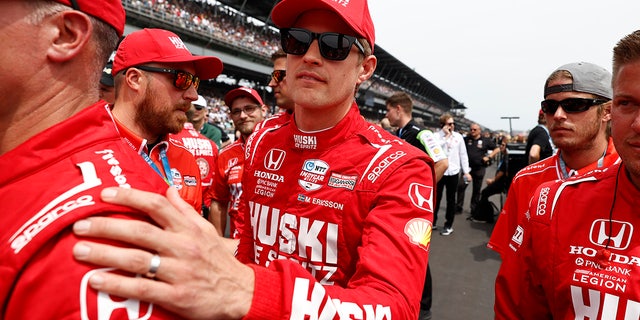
[145,254,161,279]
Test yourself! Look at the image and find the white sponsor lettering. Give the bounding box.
[570,246,640,266]
[312,198,344,210]
[254,170,285,182]
[572,272,626,292]
[536,187,549,216]
[367,151,406,183]
[571,286,640,319]
[294,135,317,149]
[9,161,101,254]
[327,173,357,190]
[291,278,392,320]
[11,195,95,253]
[97,149,131,188]
[303,159,329,175]
[249,202,339,283]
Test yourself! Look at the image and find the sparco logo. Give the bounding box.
[264,149,286,171]
[367,150,406,183]
[408,183,433,212]
[536,187,550,216]
[590,219,633,250]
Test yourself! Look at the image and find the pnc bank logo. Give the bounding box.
[264,149,286,171]
[589,219,633,250]
[408,183,433,212]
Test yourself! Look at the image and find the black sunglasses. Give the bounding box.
[134,65,200,90]
[271,70,286,83]
[540,98,608,114]
[280,28,365,61]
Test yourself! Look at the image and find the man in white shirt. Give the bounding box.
[434,113,471,236]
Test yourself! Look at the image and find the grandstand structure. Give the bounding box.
[122,0,474,130]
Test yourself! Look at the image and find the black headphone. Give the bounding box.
[596,164,622,266]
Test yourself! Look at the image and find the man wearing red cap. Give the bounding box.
[69,0,434,319]
[0,1,177,319]
[207,87,267,239]
[110,28,224,211]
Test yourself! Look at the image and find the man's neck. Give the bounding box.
[561,138,609,170]
[112,105,159,145]
[294,101,351,132]
[398,116,411,129]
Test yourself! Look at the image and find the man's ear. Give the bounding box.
[601,100,612,122]
[46,11,92,63]
[357,55,377,85]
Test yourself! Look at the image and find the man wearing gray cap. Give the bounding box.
[490,61,621,318]
[494,30,640,318]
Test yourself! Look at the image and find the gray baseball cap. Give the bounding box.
[544,62,612,99]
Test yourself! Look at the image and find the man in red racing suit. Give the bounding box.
[236,104,435,319]
[0,103,178,319]
[497,164,640,319]
[488,138,620,255]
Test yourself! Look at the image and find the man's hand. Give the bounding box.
[72,187,254,320]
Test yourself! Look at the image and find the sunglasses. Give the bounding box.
[540,98,608,114]
[271,70,286,84]
[134,65,200,90]
[280,28,365,61]
[229,104,260,117]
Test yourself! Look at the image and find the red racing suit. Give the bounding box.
[114,117,202,211]
[491,138,620,319]
[496,163,640,319]
[489,138,620,256]
[0,103,178,319]
[173,122,218,208]
[206,138,246,238]
[236,104,435,319]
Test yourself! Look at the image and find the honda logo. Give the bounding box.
[408,183,433,212]
[590,219,633,250]
[80,268,153,320]
[264,149,286,171]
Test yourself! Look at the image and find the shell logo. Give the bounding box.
[404,218,432,251]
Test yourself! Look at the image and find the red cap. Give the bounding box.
[112,28,223,79]
[224,87,264,107]
[53,0,125,36]
[271,0,375,52]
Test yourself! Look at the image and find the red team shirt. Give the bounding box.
[173,122,218,208]
[491,138,620,319]
[206,138,246,238]
[113,117,202,211]
[0,103,177,319]
[497,163,640,319]
[489,138,620,255]
[236,104,435,319]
